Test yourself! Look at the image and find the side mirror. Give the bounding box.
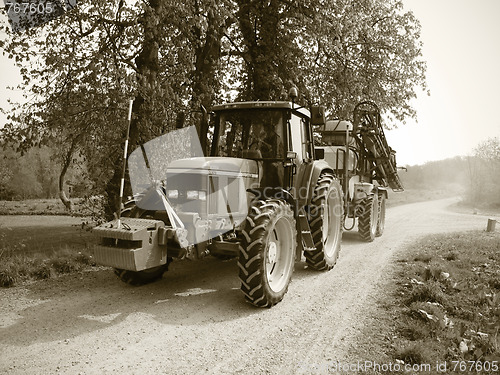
[286,151,297,159]
[314,148,324,160]
[310,106,326,126]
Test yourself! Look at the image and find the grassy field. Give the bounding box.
[0,197,104,216]
[0,248,97,287]
[364,231,500,374]
[0,198,71,215]
[449,201,500,217]
[0,197,106,287]
[0,216,95,256]
[0,214,98,287]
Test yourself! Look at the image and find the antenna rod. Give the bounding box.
[117,99,134,229]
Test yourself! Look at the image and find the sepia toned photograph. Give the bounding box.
[0,0,499,374]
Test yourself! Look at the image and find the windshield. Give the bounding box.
[213,109,286,159]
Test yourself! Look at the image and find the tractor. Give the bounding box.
[317,101,404,242]
[93,92,344,307]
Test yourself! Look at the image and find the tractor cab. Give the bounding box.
[210,101,317,193]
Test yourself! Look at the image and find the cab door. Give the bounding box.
[288,113,314,206]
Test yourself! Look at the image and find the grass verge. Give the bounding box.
[375,231,500,373]
[0,215,99,287]
[0,248,97,287]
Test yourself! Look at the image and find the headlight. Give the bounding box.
[186,190,207,201]
[167,190,179,199]
[186,190,198,199]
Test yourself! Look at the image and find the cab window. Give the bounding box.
[214,109,285,159]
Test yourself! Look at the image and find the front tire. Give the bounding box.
[358,194,379,242]
[238,199,296,307]
[304,172,344,270]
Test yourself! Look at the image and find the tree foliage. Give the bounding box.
[306,0,428,122]
[0,145,82,200]
[1,0,232,213]
[230,0,427,122]
[1,0,428,213]
[468,137,500,207]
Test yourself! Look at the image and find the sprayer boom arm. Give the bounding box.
[353,101,404,191]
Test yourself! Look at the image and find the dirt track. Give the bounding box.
[0,198,493,374]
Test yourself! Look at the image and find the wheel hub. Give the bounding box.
[322,187,341,257]
[268,242,277,264]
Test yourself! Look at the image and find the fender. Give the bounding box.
[306,160,334,205]
[247,187,296,213]
[377,186,388,199]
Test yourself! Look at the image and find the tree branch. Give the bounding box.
[223,32,250,65]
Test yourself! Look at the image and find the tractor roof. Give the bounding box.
[212,101,310,117]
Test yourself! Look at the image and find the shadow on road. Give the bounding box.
[1,227,370,347]
[341,230,366,243]
[0,257,261,346]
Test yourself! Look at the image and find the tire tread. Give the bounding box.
[238,199,296,307]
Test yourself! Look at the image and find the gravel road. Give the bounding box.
[0,198,492,374]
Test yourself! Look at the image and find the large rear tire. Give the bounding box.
[114,196,171,286]
[238,199,296,307]
[375,193,386,237]
[358,194,379,242]
[304,172,344,270]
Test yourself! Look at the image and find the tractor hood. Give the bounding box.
[167,157,258,178]
[164,156,258,244]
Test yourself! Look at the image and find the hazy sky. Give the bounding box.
[1,1,500,166]
[386,0,500,165]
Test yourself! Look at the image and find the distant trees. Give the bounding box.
[1,0,427,213]
[0,145,87,201]
[400,137,500,209]
[467,137,500,207]
[401,157,469,190]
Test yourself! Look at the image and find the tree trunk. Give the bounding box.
[191,8,230,152]
[104,1,163,219]
[237,0,281,100]
[58,136,79,211]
